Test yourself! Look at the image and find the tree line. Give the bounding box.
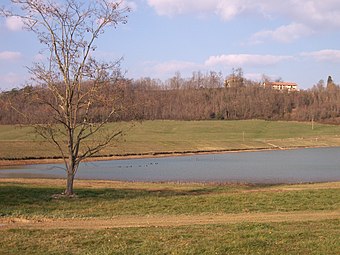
[1,71,340,125]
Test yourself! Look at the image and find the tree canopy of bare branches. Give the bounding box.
[1,0,131,196]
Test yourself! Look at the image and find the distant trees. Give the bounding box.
[225,68,244,88]
[327,76,337,91]
[2,72,340,127]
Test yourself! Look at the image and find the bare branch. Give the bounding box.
[0,0,130,196]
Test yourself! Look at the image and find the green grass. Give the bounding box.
[0,181,339,218]
[1,220,339,255]
[1,120,340,159]
[0,180,339,254]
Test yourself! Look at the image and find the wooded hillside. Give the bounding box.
[1,72,340,124]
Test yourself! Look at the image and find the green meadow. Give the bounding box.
[1,120,340,159]
[2,220,339,255]
[0,179,339,254]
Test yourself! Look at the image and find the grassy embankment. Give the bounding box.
[1,119,340,160]
[0,179,339,254]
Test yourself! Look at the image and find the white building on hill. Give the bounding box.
[263,82,299,92]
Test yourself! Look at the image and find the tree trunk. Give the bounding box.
[65,170,75,196]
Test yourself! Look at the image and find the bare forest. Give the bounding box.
[1,72,340,125]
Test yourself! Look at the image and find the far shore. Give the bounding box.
[0,144,334,167]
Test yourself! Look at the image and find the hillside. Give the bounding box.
[1,120,340,161]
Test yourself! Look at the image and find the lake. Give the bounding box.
[1,147,340,184]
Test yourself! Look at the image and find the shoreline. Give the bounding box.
[0,145,332,167]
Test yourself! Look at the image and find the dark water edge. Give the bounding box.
[1,147,340,184]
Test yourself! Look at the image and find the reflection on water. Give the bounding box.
[1,147,340,184]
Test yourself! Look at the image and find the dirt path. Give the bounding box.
[1,210,339,230]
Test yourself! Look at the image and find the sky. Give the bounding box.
[1,0,340,90]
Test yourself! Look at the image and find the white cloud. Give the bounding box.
[147,0,340,41]
[0,51,21,61]
[147,0,340,24]
[0,73,22,89]
[33,53,46,62]
[147,0,261,19]
[205,54,293,67]
[147,0,216,17]
[144,53,294,78]
[288,1,340,28]
[301,49,340,62]
[250,23,314,44]
[5,16,24,31]
[147,60,201,75]
[244,72,281,82]
[215,0,259,21]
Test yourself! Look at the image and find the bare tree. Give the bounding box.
[1,0,130,196]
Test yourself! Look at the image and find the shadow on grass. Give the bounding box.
[0,184,225,207]
[0,183,282,217]
[0,184,225,217]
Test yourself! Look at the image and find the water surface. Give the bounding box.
[1,147,340,183]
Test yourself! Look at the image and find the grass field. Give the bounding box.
[0,179,339,254]
[1,119,340,160]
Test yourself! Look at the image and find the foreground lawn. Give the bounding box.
[0,179,339,254]
[2,220,339,255]
[1,120,340,159]
[0,179,339,218]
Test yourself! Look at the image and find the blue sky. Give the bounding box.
[1,0,340,90]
